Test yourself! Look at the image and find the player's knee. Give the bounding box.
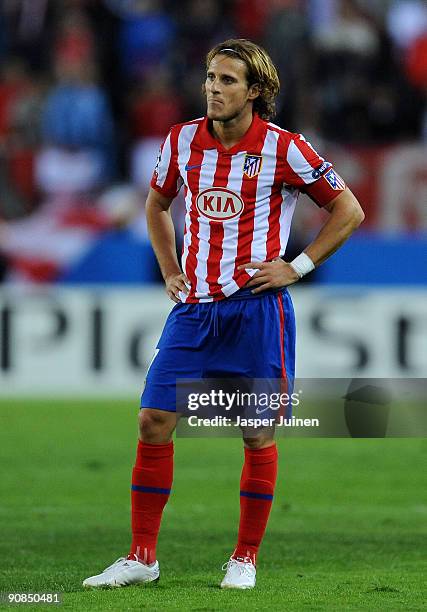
[138,408,175,442]
[243,434,274,449]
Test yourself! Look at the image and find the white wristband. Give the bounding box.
[289,253,315,278]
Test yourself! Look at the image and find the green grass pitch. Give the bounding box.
[0,399,425,611]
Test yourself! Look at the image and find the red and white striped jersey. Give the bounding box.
[151,113,346,303]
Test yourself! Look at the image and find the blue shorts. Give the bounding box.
[140,287,296,414]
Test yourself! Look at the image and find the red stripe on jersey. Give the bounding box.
[164,127,180,195]
[292,134,322,170]
[205,156,232,298]
[281,134,308,188]
[232,140,266,286]
[151,127,181,198]
[184,142,205,301]
[266,133,286,260]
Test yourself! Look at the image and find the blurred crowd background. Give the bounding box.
[0,0,426,286]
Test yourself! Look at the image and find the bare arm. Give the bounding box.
[146,187,189,302]
[240,187,365,293]
[304,187,365,266]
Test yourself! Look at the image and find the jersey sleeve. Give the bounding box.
[285,133,346,207]
[150,128,183,198]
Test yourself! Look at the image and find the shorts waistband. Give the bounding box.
[226,285,287,301]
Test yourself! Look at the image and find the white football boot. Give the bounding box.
[220,557,256,589]
[83,556,159,588]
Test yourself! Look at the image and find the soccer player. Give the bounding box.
[83,39,364,590]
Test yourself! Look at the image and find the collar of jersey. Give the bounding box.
[198,112,266,155]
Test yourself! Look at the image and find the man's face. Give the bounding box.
[205,54,258,122]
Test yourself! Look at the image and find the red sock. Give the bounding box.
[129,439,173,565]
[233,444,278,565]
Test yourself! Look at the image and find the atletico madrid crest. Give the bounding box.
[243,154,263,178]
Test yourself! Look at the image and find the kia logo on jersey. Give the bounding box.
[196,188,244,222]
